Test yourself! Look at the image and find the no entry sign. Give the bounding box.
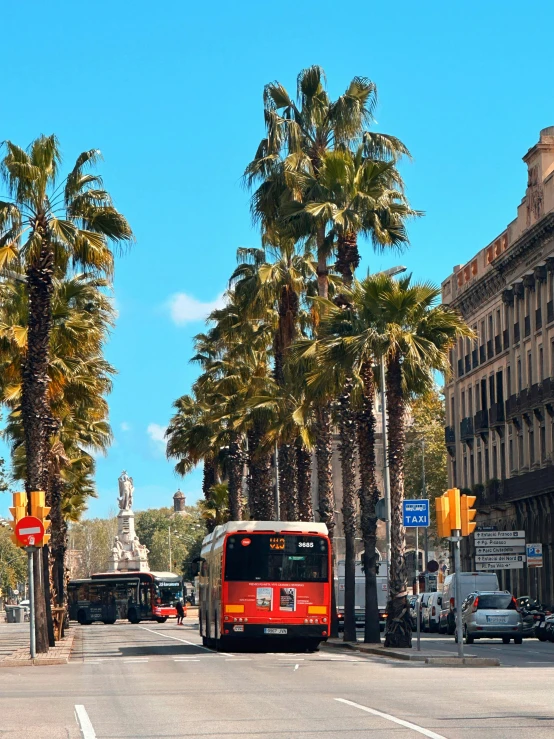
[15,516,45,547]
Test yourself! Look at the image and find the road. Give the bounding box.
[1,619,554,738]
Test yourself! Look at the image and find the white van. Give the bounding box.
[439,572,499,634]
[423,591,442,632]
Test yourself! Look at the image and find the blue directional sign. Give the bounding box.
[403,499,430,527]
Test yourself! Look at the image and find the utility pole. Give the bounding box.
[380,354,391,580]
[422,439,428,570]
[168,526,172,572]
[274,440,280,521]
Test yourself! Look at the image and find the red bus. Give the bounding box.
[199,521,331,651]
[89,571,185,623]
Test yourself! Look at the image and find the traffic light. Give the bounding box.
[447,487,461,531]
[30,490,51,546]
[461,494,477,536]
[435,493,451,538]
[9,491,28,547]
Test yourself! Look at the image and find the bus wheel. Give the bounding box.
[156,617,168,623]
[103,619,116,625]
[300,639,320,653]
[77,610,89,626]
[128,609,140,624]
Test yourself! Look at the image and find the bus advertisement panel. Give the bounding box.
[199,521,331,651]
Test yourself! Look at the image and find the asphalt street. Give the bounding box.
[1,620,554,738]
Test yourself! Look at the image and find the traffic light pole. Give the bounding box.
[452,533,464,658]
[26,546,36,659]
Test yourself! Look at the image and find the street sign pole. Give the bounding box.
[453,533,463,658]
[415,526,420,651]
[27,545,36,659]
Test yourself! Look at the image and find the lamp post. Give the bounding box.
[375,266,407,583]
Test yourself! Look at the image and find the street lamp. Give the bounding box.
[375,265,407,579]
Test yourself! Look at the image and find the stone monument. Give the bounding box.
[108,471,150,572]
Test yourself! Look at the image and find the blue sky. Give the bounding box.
[1,0,553,519]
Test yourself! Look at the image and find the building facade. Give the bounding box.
[442,127,554,604]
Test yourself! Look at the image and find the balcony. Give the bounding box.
[542,377,554,403]
[457,358,464,377]
[474,409,489,435]
[514,322,520,343]
[503,328,509,350]
[527,382,543,408]
[479,345,486,364]
[472,348,478,369]
[505,393,521,421]
[460,416,474,442]
[524,315,531,337]
[487,339,493,359]
[548,300,554,324]
[489,401,505,427]
[445,426,455,446]
[536,307,542,331]
[494,335,502,354]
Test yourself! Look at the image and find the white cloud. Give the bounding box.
[147,423,167,448]
[167,291,225,326]
[120,421,131,432]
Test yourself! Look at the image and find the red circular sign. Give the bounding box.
[15,516,45,547]
[241,538,251,547]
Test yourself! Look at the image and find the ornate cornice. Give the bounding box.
[451,212,554,318]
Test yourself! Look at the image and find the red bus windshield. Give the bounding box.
[225,534,328,582]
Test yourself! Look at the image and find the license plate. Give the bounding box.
[264,628,287,635]
[486,616,508,624]
[539,622,546,628]
[233,625,244,632]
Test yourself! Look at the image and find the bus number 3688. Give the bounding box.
[298,542,314,548]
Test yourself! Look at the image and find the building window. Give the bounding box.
[463,456,467,487]
[517,357,522,391]
[539,345,544,381]
[484,444,490,480]
[540,425,546,462]
[461,390,466,417]
[470,452,475,486]
[507,365,511,395]
[518,433,524,467]
[528,352,533,387]
[450,396,455,426]
[492,446,498,479]
[529,427,535,466]
[468,386,473,416]
[500,442,505,480]
[509,438,514,471]
[496,308,501,335]
[477,450,482,483]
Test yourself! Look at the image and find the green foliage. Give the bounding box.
[0,525,26,593]
[404,388,448,538]
[134,505,206,574]
[68,516,118,577]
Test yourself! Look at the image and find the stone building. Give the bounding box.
[173,488,187,514]
[442,127,554,604]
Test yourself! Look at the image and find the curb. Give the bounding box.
[324,639,500,666]
[0,629,75,668]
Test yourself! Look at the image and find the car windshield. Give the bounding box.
[476,594,515,610]
[225,534,328,582]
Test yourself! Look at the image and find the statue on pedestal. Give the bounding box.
[108,471,150,572]
[118,471,134,511]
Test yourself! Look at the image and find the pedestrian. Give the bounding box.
[176,599,185,625]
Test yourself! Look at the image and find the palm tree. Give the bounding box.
[0,273,115,623]
[200,482,229,531]
[299,274,472,646]
[0,136,132,651]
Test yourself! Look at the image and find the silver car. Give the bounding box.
[460,591,523,644]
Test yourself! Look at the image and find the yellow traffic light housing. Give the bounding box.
[9,491,28,547]
[30,490,51,546]
[461,494,477,536]
[435,493,451,538]
[447,487,461,531]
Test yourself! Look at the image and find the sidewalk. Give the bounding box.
[0,623,75,667]
[325,638,500,666]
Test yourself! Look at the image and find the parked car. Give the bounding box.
[418,593,433,631]
[439,572,500,635]
[423,592,442,633]
[459,591,523,644]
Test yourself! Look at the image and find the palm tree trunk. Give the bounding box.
[384,352,412,648]
[22,235,54,654]
[247,421,275,520]
[50,473,67,632]
[295,440,313,521]
[202,460,217,533]
[278,443,298,521]
[316,225,329,300]
[335,231,360,288]
[337,380,358,642]
[356,361,381,643]
[227,436,243,521]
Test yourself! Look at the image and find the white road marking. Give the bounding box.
[225,658,252,661]
[174,658,200,662]
[336,698,447,739]
[123,658,149,663]
[74,705,96,739]
[294,664,299,670]
[137,625,234,656]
